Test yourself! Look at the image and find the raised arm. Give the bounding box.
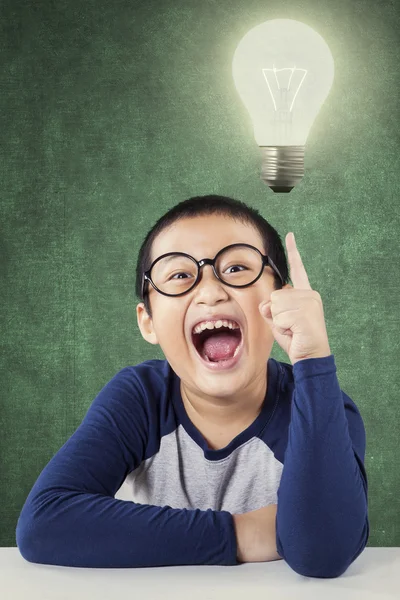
[275,355,370,578]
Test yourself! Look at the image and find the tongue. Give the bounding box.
[202,332,241,362]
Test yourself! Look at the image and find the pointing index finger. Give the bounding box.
[286,232,311,290]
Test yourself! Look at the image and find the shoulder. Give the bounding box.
[111,359,172,394]
[85,359,172,425]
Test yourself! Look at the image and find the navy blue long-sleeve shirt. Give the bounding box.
[16,354,369,576]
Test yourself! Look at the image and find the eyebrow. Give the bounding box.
[158,254,185,263]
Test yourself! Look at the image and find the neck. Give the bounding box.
[180,370,268,430]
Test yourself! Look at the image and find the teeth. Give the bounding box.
[193,319,240,335]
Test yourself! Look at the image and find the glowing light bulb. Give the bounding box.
[232,19,334,192]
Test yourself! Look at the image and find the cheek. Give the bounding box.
[251,311,274,343]
[154,310,185,346]
[240,296,269,326]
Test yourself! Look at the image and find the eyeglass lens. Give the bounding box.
[150,245,263,295]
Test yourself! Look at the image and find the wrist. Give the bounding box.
[232,513,246,563]
[232,505,280,563]
[292,348,331,364]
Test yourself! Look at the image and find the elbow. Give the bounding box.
[16,518,55,566]
[281,550,358,579]
[277,517,370,579]
[286,556,352,579]
[16,489,69,566]
[16,504,48,565]
[16,516,38,564]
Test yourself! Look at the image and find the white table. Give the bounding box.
[1,548,399,600]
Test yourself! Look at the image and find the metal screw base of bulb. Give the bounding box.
[260,146,305,193]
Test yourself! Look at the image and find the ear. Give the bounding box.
[136,303,159,345]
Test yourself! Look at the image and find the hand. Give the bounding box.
[259,232,331,365]
[233,504,281,563]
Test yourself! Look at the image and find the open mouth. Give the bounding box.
[191,325,243,363]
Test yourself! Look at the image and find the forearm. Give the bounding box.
[17,489,238,568]
[276,356,369,578]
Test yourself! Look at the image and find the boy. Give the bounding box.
[16,195,369,576]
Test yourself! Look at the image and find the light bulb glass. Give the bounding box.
[232,19,334,191]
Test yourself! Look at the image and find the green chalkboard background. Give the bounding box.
[1,0,399,548]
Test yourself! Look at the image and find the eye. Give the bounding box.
[224,264,247,274]
[168,272,191,280]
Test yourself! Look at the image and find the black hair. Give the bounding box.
[135,195,290,319]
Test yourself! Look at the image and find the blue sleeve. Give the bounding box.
[15,368,238,568]
[275,354,370,578]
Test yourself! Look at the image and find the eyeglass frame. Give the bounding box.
[141,243,285,299]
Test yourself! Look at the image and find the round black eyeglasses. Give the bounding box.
[141,243,285,299]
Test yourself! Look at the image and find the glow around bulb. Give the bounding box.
[232,19,334,192]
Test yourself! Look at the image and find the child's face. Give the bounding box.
[137,214,287,399]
